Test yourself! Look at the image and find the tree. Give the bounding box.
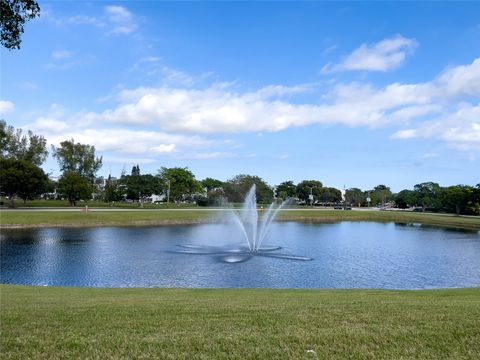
[469,184,480,215]
[157,167,202,203]
[0,158,48,207]
[345,188,365,206]
[201,177,224,192]
[57,171,92,207]
[52,139,102,181]
[440,185,473,215]
[413,182,441,212]
[275,181,297,200]
[296,180,323,204]
[52,139,102,206]
[318,187,342,204]
[0,120,48,166]
[0,0,40,50]
[104,175,122,202]
[131,164,140,176]
[223,174,273,203]
[394,189,416,209]
[367,185,393,207]
[120,173,162,201]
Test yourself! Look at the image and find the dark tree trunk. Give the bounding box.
[69,196,76,207]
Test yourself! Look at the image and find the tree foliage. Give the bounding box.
[0,0,40,50]
[157,167,202,203]
[318,187,342,203]
[223,174,273,203]
[57,171,92,207]
[120,173,162,201]
[366,185,393,207]
[0,120,48,166]
[0,158,48,207]
[394,190,417,209]
[440,185,473,215]
[345,188,365,206]
[52,139,102,181]
[413,182,441,212]
[275,181,297,200]
[296,180,323,203]
[131,164,140,176]
[103,175,122,202]
[201,177,224,192]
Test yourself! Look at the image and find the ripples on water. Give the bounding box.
[1,222,479,289]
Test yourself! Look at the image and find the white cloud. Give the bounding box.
[322,44,338,55]
[23,57,480,159]
[46,52,95,71]
[436,58,480,97]
[130,58,216,87]
[102,156,156,165]
[392,104,480,152]
[322,35,418,73]
[27,116,218,159]
[65,15,102,27]
[30,117,69,133]
[61,58,477,142]
[151,144,176,153]
[161,67,196,87]
[391,129,418,139]
[437,105,480,151]
[51,50,73,60]
[41,5,137,36]
[0,100,15,114]
[105,5,137,35]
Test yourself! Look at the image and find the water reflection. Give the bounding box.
[1,222,479,289]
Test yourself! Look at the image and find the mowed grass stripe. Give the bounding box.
[1,286,479,359]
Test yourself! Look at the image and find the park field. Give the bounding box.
[1,208,479,230]
[1,285,479,359]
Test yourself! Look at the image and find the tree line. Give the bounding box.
[1,121,479,215]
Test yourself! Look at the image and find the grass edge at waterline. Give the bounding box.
[1,285,479,359]
[1,208,479,230]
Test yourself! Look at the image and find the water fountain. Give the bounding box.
[174,184,312,263]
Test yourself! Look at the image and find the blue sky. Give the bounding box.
[1,1,479,192]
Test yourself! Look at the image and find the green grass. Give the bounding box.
[277,209,480,231]
[0,209,215,227]
[1,285,479,359]
[0,197,199,209]
[1,208,479,230]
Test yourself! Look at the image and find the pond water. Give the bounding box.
[1,222,479,289]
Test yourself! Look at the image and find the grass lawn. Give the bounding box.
[1,208,479,230]
[0,198,199,209]
[0,209,215,227]
[1,285,479,359]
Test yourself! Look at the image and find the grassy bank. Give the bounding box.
[0,209,214,228]
[1,208,479,230]
[277,209,480,230]
[1,285,479,359]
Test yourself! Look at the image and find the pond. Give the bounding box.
[1,222,479,289]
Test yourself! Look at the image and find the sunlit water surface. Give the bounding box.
[1,222,479,289]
